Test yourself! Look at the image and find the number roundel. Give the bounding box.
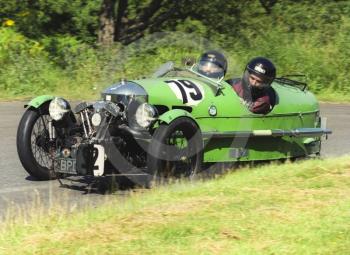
[165,79,205,106]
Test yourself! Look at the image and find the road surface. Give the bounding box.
[0,101,348,219]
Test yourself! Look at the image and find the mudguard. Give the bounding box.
[158,109,196,124]
[25,95,54,108]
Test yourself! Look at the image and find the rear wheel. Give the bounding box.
[17,104,57,180]
[147,117,203,185]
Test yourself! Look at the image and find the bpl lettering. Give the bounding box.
[60,159,76,173]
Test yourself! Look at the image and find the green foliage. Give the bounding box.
[0,0,99,42]
[175,18,208,37]
[222,1,350,95]
[0,27,60,95]
[0,27,110,98]
[0,0,350,100]
[41,35,87,67]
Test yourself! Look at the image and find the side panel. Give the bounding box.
[199,83,321,162]
[203,136,309,162]
[137,76,322,162]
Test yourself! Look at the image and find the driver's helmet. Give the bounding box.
[197,50,227,79]
[243,57,276,89]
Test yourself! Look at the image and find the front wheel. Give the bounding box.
[147,117,203,185]
[17,105,57,180]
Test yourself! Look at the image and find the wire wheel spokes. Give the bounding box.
[165,130,194,178]
[30,114,53,169]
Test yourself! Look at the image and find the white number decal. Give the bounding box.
[165,79,205,105]
[93,144,105,176]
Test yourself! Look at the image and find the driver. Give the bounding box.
[227,57,276,114]
[197,50,227,79]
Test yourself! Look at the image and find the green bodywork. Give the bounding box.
[30,69,327,163]
[131,74,323,162]
[25,95,54,108]
[158,109,195,124]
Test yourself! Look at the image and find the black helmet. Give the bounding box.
[197,50,227,79]
[245,57,276,87]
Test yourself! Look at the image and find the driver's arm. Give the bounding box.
[249,95,272,114]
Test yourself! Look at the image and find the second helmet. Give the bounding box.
[197,50,227,79]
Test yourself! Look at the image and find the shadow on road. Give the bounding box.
[57,175,139,195]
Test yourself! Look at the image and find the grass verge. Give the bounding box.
[1,157,350,254]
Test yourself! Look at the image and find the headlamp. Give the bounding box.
[135,103,157,128]
[49,97,70,121]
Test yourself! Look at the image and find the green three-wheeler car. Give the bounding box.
[16,61,331,185]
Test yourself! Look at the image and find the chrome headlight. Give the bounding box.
[135,103,157,128]
[49,97,70,121]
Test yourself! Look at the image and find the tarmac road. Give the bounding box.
[0,101,348,219]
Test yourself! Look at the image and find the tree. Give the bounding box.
[98,0,180,45]
[259,0,278,14]
[98,0,117,45]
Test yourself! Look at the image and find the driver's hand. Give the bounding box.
[240,98,253,108]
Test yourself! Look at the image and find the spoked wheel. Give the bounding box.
[147,117,203,185]
[17,104,57,180]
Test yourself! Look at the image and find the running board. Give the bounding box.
[202,128,332,138]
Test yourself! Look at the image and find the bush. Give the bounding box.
[1,1,350,100]
[0,27,62,95]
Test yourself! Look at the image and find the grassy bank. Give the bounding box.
[1,157,350,254]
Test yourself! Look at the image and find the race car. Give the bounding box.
[16,61,331,184]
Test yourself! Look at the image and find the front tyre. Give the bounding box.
[17,105,57,180]
[147,117,203,185]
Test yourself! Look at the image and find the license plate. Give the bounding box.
[57,158,77,174]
